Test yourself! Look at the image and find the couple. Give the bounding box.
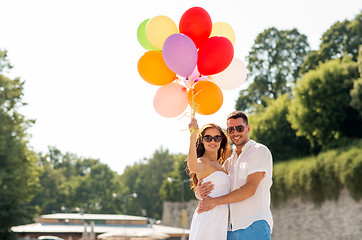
[187,111,273,240]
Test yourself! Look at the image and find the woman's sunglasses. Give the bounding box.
[227,125,246,134]
[203,135,223,143]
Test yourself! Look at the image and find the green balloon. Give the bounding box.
[137,19,157,50]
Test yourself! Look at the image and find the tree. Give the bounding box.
[160,153,195,202]
[66,163,122,213]
[350,46,362,117]
[0,50,39,240]
[301,11,362,74]
[288,57,362,150]
[351,78,362,117]
[120,147,177,220]
[248,94,310,161]
[236,27,310,112]
[32,147,123,214]
[30,163,68,214]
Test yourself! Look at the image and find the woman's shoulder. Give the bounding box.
[198,156,215,168]
[198,156,209,163]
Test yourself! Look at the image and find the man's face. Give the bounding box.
[227,117,250,148]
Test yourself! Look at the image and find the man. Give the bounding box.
[197,111,273,240]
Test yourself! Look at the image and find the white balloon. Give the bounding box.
[210,58,247,90]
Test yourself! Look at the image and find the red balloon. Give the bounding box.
[179,7,212,49]
[197,36,234,76]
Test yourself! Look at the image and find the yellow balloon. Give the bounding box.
[146,15,178,50]
[210,22,235,45]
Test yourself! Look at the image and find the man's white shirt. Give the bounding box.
[223,139,273,232]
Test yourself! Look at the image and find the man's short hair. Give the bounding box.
[227,111,249,125]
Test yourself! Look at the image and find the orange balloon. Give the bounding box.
[188,80,223,115]
[137,51,176,86]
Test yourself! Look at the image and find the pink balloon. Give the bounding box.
[153,82,189,118]
[162,34,198,77]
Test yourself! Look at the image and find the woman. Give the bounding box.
[187,118,231,240]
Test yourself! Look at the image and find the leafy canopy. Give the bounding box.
[236,27,310,112]
[288,57,362,149]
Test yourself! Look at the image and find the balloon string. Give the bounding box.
[189,73,200,134]
[190,86,196,119]
[190,73,200,119]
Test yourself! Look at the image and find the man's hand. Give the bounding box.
[196,180,214,199]
[197,196,217,213]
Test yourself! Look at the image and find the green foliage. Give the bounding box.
[29,147,193,221]
[350,46,362,117]
[236,27,310,112]
[301,11,362,73]
[339,144,362,200]
[288,57,362,149]
[358,45,362,75]
[1,12,361,239]
[67,163,122,213]
[0,51,13,73]
[30,164,68,214]
[272,139,362,206]
[0,50,39,240]
[248,94,310,162]
[350,78,362,117]
[32,147,124,215]
[120,147,178,220]
[160,154,196,202]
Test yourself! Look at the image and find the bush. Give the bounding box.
[272,138,362,206]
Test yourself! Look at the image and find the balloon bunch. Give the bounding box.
[137,6,247,118]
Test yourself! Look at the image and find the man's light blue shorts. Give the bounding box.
[227,220,271,240]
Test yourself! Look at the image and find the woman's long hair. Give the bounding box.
[187,123,230,192]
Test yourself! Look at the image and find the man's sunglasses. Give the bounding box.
[203,135,223,143]
[227,125,246,134]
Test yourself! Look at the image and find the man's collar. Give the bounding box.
[242,139,255,151]
[231,139,256,156]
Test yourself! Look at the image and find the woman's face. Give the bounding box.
[202,128,223,153]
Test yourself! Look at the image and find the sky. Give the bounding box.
[1,0,361,174]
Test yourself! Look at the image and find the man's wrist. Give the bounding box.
[214,196,223,206]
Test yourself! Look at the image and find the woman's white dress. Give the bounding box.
[189,171,231,240]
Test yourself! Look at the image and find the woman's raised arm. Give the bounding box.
[187,118,200,173]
